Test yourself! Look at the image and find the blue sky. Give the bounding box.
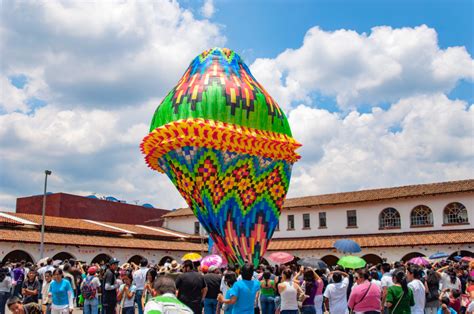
[0,0,472,210]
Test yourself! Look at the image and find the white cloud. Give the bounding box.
[287,94,474,197]
[201,0,215,19]
[251,25,473,111]
[1,0,225,108]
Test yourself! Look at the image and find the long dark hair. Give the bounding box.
[146,268,157,283]
[282,269,293,281]
[303,269,316,292]
[447,267,457,285]
[262,270,271,285]
[393,270,408,294]
[224,271,237,288]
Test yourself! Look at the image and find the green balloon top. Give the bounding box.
[149,48,292,137]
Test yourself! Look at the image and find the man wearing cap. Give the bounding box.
[103,258,120,314]
[133,258,149,314]
[203,266,222,314]
[81,267,101,314]
[175,260,207,314]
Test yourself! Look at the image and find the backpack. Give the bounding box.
[81,276,97,300]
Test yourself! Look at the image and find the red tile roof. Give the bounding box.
[0,228,206,251]
[163,179,474,217]
[267,229,474,251]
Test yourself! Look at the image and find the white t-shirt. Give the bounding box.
[380,274,393,289]
[440,272,461,291]
[119,284,137,308]
[323,277,349,314]
[408,279,425,314]
[371,279,382,289]
[133,267,148,290]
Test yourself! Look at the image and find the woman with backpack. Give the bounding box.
[81,267,101,314]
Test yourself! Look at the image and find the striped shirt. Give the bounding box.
[144,293,193,314]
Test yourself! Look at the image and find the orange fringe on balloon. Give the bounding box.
[141,118,301,173]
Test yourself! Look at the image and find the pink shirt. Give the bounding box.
[348,281,381,312]
[315,279,324,296]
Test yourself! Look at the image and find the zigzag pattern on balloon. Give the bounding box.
[141,118,301,173]
[171,47,283,120]
[157,147,292,265]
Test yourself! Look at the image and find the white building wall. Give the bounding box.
[265,244,473,263]
[164,192,473,238]
[0,242,192,266]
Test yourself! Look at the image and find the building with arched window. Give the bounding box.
[411,205,433,227]
[163,179,474,262]
[379,208,401,229]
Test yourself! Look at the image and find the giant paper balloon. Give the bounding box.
[141,48,301,266]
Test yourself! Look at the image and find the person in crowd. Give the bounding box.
[438,296,457,314]
[142,268,157,309]
[294,267,318,314]
[48,268,74,314]
[21,270,39,305]
[117,271,136,314]
[203,265,222,314]
[348,268,381,314]
[385,270,414,314]
[438,266,462,292]
[0,267,12,314]
[7,296,41,314]
[380,263,393,314]
[144,276,193,313]
[81,266,101,314]
[220,272,237,314]
[259,270,276,314]
[12,263,25,298]
[323,270,349,314]
[164,260,181,282]
[370,270,382,288]
[278,268,301,314]
[103,258,120,314]
[132,258,149,314]
[41,271,52,314]
[406,265,425,314]
[218,263,260,314]
[425,269,441,314]
[175,260,207,314]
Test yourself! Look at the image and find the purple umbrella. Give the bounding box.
[408,257,430,266]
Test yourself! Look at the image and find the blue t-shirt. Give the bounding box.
[49,279,74,306]
[224,289,234,313]
[437,307,456,314]
[229,279,260,314]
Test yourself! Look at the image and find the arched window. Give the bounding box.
[379,207,401,229]
[443,202,469,224]
[410,205,433,227]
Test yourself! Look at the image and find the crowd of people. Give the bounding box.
[0,256,473,314]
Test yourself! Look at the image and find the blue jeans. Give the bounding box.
[84,298,99,314]
[135,289,143,314]
[204,298,218,314]
[301,305,316,314]
[122,307,134,314]
[260,295,275,314]
[0,291,10,314]
[281,310,298,314]
[13,282,22,297]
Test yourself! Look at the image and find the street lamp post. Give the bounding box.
[39,170,52,259]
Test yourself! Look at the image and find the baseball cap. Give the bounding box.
[109,258,120,264]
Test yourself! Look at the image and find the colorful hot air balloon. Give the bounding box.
[141,48,301,266]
